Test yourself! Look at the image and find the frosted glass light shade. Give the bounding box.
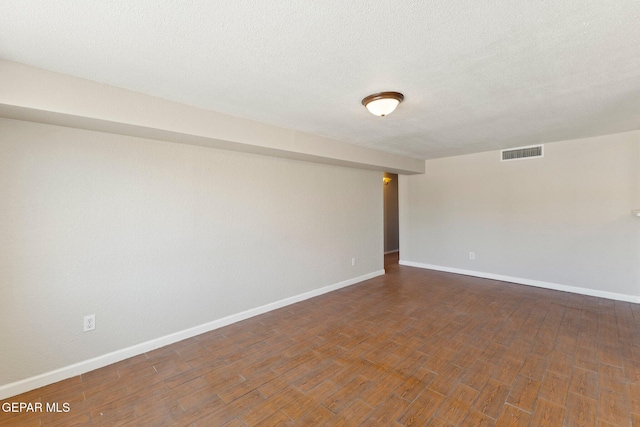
[366,98,400,116]
[362,92,404,117]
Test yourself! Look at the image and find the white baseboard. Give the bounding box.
[399,260,640,304]
[0,270,385,401]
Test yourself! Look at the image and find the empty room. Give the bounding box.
[1,1,639,426]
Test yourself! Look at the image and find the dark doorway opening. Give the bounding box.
[383,172,399,269]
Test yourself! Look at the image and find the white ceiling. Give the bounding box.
[1,1,640,159]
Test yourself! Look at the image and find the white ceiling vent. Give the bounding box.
[501,145,544,161]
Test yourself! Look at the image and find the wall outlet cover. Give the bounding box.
[84,314,96,332]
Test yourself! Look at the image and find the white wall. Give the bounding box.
[0,118,383,391]
[400,131,640,302]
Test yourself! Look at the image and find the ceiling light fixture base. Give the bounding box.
[362,92,404,117]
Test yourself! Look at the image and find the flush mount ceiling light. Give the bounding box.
[362,92,404,117]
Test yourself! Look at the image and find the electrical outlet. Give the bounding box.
[351,257,356,266]
[84,314,95,332]
[469,252,475,260]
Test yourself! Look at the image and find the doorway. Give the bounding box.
[383,172,399,268]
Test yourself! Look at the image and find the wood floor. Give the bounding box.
[2,253,639,426]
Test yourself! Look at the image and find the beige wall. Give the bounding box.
[0,118,383,390]
[400,131,640,301]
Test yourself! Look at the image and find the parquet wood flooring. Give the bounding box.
[2,252,639,426]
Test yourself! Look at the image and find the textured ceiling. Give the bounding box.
[1,1,640,159]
